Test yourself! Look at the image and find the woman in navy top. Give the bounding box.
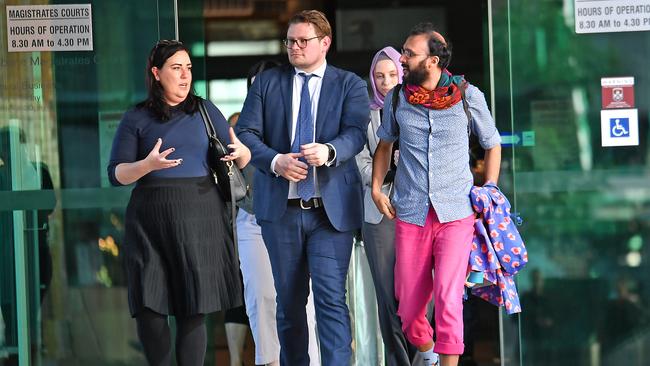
[107,39,250,366]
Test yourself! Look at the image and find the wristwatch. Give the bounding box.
[325,143,336,166]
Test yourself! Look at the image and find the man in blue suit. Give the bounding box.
[236,9,370,366]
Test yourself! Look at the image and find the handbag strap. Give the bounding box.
[198,100,217,140]
[198,100,239,258]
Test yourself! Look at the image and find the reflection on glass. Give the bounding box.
[493,1,650,365]
[1,0,178,364]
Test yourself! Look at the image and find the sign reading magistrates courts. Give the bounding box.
[6,4,93,52]
[575,0,650,34]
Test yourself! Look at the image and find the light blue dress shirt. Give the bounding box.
[377,84,501,226]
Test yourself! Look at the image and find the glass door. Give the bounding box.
[491,1,650,365]
[1,1,180,364]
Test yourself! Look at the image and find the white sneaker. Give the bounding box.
[432,352,440,366]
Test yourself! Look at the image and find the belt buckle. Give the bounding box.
[299,199,312,210]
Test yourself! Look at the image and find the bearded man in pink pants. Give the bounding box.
[371,22,502,366]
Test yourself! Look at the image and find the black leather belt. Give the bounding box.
[288,198,324,209]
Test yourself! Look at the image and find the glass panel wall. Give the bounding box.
[492,1,650,365]
[0,0,182,364]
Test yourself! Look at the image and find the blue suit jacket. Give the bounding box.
[236,64,370,232]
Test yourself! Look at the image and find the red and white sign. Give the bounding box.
[601,77,634,109]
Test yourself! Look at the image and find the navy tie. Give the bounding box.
[292,73,316,201]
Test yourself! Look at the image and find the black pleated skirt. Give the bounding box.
[124,175,242,317]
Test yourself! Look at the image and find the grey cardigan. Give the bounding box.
[355,108,393,225]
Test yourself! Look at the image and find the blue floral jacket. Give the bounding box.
[468,183,528,314]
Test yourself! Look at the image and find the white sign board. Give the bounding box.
[575,0,650,34]
[6,4,93,52]
[601,108,639,147]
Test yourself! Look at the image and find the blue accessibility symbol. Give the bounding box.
[610,118,630,138]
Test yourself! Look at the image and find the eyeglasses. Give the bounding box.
[150,39,184,63]
[153,39,183,52]
[156,39,183,46]
[151,40,183,54]
[282,36,322,49]
[400,48,429,58]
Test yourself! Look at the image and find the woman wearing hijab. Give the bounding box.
[356,46,427,366]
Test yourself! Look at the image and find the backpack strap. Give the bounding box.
[391,83,402,125]
[458,80,483,161]
[458,81,473,138]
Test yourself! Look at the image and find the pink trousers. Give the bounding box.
[394,207,474,355]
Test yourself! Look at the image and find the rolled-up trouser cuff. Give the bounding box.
[405,328,434,348]
[433,341,465,355]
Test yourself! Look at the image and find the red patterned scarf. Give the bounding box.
[404,70,465,110]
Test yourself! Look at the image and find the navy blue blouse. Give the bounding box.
[107,99,231,186]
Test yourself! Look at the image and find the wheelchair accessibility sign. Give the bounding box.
[601,109,638,147]
[610,118,630,138]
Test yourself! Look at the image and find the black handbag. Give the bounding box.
[198,100,248,203]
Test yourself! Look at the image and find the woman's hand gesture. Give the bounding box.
[145,138,182,171]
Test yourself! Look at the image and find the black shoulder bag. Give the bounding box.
[198,100,248,247]
[198,100,248,202]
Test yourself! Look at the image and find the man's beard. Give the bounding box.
[402,59,428,86]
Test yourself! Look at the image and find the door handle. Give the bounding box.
[23,223,48,232]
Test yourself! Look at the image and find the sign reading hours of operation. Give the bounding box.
[575,0,650,33]
[6,4,93,52]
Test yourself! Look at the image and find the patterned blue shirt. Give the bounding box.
[377,84,501,226]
